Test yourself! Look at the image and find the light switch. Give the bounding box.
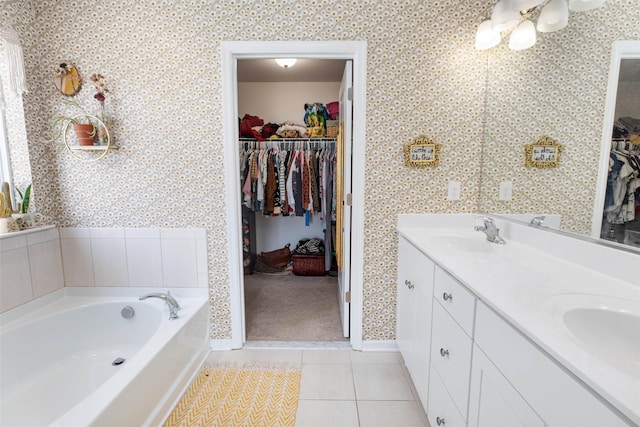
[499,181,513,201]
[448,181,461,200]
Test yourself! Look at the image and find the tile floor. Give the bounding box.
[206,347,430,427]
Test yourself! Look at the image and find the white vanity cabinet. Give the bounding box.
[396,236,435,410]
[427,267,476,427]
[468,344,545,427]
[471,301,632,427]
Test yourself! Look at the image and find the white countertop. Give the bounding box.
[397,224,640,425]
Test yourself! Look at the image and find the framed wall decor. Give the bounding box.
[524,136,563,168]
[404,135,441,167]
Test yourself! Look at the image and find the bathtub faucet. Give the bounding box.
[139,292,180,320]
[474,217,506,244]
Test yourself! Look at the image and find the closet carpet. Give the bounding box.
[244,274,347,342]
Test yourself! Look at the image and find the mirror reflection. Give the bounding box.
[479,3,639,251]
[596,53,640,248]
[52,61,81,97]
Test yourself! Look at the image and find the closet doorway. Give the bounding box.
[222,41,367,350]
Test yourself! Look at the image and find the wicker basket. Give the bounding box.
[292,254,325,276]
[326,125,339,138]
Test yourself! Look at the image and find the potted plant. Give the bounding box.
[48,99,97,146]
[11,184,33,229]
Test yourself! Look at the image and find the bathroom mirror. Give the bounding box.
[52,61,81,97]
[478,2,640,251]
[592,41,640,249]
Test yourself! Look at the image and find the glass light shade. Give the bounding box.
[568,0,605,11]
[511,0,545,11]
[509,20,537,50]
[275,58,297,68]
[537,0,569,32]
[475,20,502,50]
[491,0,521,32]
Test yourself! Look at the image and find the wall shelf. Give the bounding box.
[69,145,119,151]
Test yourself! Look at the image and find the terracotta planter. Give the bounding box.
[73,123,95,146]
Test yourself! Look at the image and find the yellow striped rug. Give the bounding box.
[163,366,302,427]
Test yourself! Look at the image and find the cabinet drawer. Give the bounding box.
[428,364,467,427]
[434,266,476,336]
[431,300,473,420]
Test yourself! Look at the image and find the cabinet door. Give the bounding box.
[397,237,436,412]
[396,258,416,368]
[428,364,467,427]
[468,344,545,427]
[412,256,434,408]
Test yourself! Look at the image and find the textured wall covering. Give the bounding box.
[0,0,34,199]
[479,1,640,235]
[9,0,487,341]
[7,0,638,341]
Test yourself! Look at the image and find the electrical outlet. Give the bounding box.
[499,181,513,201]
[448,181,461,200]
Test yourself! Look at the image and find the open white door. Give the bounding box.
[337,61,353,338]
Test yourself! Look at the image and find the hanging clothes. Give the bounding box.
[239,139,336,219]
[604,140,640,225]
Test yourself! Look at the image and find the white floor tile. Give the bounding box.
[350,351,403,365]
[295,400,359,427]
[299,364,355,400]
[357,400,428,427]
[206,348,303,365]
[302,349,352,364]
[352,363,415,400]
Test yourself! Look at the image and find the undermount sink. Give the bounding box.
[427,233,494,253]
[545,294,640,376]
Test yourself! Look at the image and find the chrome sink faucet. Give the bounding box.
[474,217,506,244]
[139,291,180,320]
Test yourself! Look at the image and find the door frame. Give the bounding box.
[221,41,367,350]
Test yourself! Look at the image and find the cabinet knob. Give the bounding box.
[442,292,453,301]
[405,280,414,289]
[440,348,449,357]
[436,416,446,425]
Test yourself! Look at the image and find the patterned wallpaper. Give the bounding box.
[479,1,640,235]
[4,0,635,341]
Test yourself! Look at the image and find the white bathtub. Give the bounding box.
[0,287,210,427]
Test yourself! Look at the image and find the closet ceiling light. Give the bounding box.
[476,0,606,51]
[275,58,297,69]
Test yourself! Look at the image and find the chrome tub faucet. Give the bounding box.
[139,291,180,320]
[474,217,506,244]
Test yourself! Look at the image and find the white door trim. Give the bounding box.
[221,41,367,350]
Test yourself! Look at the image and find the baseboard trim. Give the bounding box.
[210,339,235,351]
[360,340,398,352]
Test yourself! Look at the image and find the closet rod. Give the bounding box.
[239,138,336,142]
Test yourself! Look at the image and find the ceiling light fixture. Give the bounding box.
[475,0,606,51]
[275,58,297,69]
[475,19,502,50]
[537,0,569,32]
[509,19,537,50]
